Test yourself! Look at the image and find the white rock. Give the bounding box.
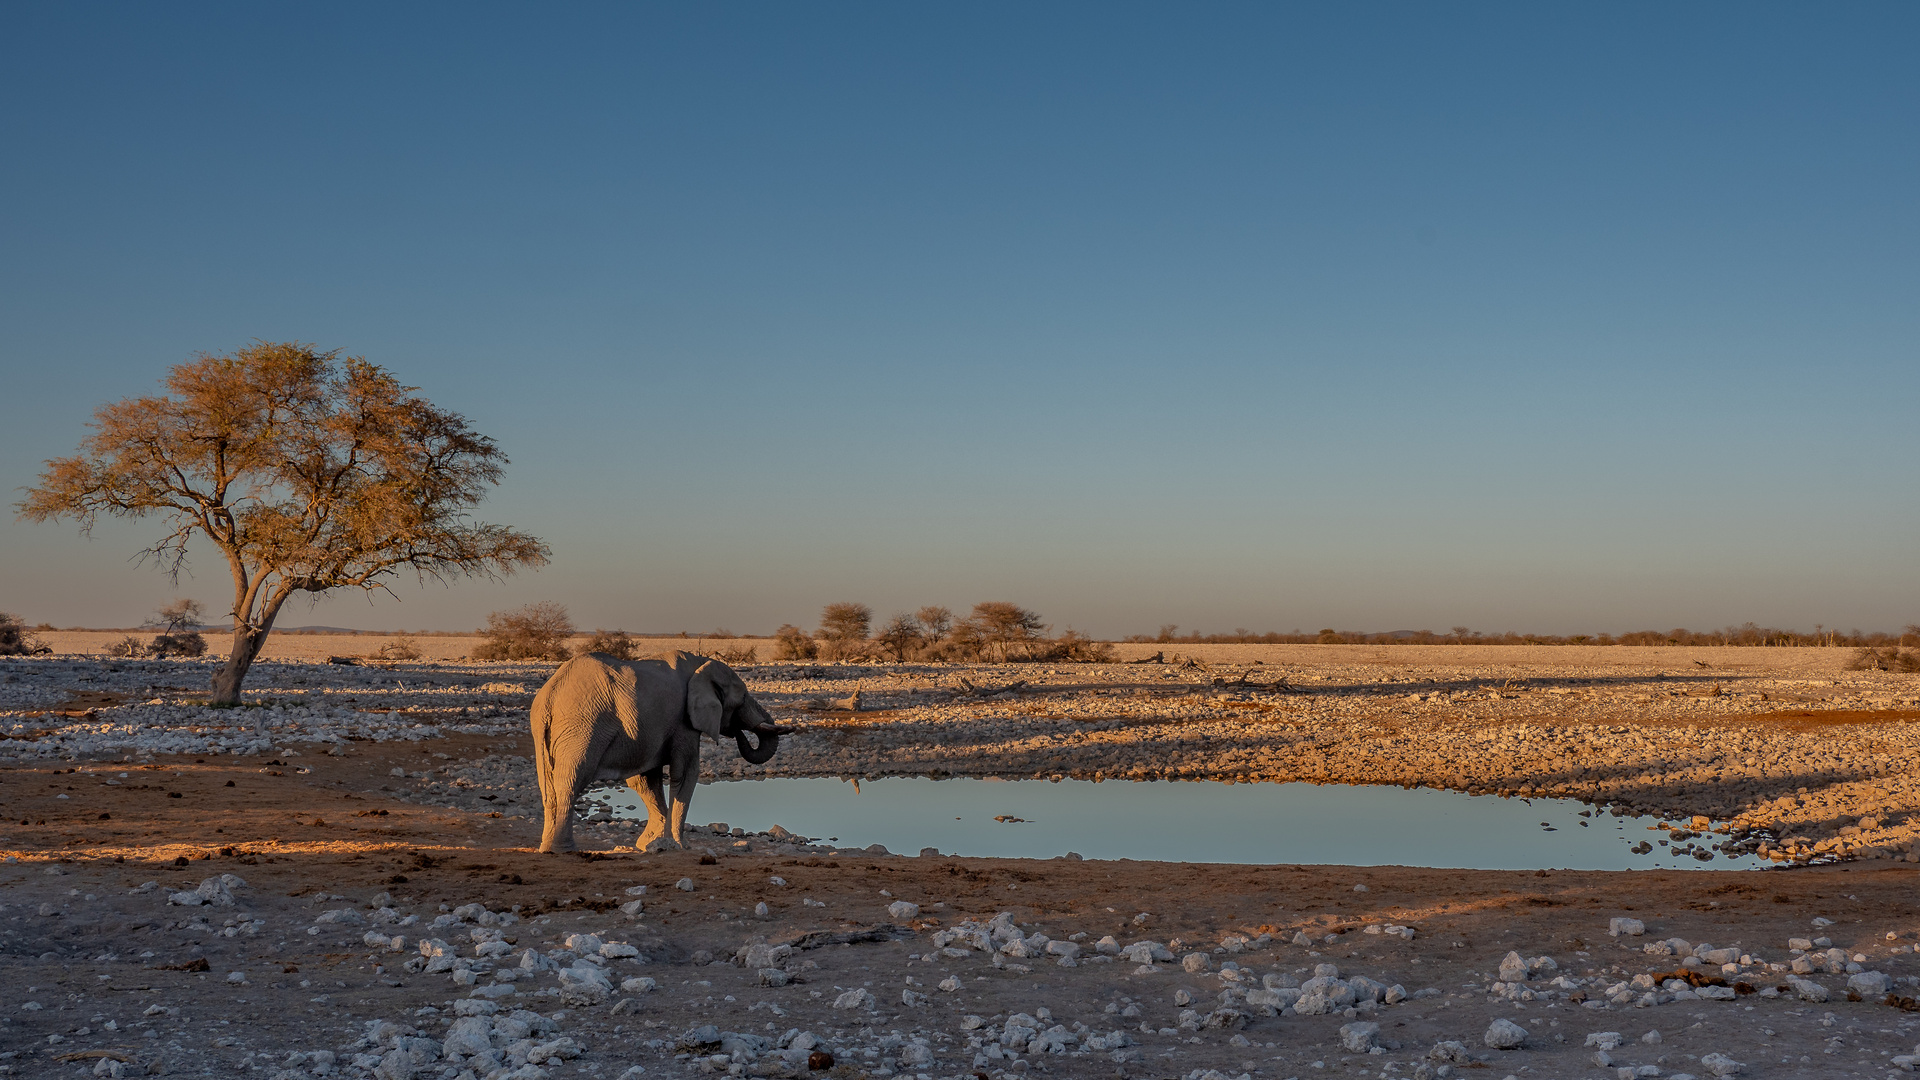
[620,976,657,993]
[1339,1021,1379,1052]
[1789,976,1831,1002]
[442,1016,493,1057]
[619,899,644,917]
[1496,951,1530,982]
[939,976,961,992]
[1485,1018,1528,1049]
[676,878,694,892]
[1849,971,1894,997]
[599,943,640,959]
[887,900,921,921]
[1609,918,1645,937]
[1586,1032,1624,1050]
[832,988,874,1010]
[1181,952,1211,973]
[1700,1052,1745,1076]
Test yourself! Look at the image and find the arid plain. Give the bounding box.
[4,637,1918,1080]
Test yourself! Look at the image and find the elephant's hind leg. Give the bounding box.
[629,770,670,852]
[667,763,699,848]
[539,726,615,854]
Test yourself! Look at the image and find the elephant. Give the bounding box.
[530,650,792,853]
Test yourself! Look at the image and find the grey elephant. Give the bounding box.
[530,650,791,853]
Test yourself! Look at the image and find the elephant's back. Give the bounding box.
[536,653,675,722]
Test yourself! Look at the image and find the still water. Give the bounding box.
[587,776,1758,871]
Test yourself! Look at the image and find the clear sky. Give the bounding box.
[2,4,1915,638]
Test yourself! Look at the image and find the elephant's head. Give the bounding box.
[686,656,793,765]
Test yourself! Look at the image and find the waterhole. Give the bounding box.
[587,777,1760,871]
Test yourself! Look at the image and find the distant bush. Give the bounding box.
[377,635,423,661]
[816,602,873,660]
[0,612,50,656]
[710,644,759,665]
[143,598,207,658]
[582,629,637,660]
[771,623,817,660]
[1031,629,1115,663]
[1846,647,1920,673]
[819,602,871,642]
[473,602,574,661]
[105,634,144,658]
[150,633,208,657]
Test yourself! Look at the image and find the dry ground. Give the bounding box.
[4,644,1920,1080]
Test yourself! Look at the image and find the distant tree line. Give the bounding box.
[1126,623,1920,648]
[774,602,1112,663]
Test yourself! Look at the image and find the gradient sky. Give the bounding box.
[2,4,1915,638]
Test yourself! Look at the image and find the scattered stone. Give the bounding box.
[1339,1021,1380,1052]
[1485,1018,1528,1049]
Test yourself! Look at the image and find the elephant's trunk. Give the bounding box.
[734,727,779,765]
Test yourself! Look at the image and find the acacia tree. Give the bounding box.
[17,342,548,704]
[966,601,1047,661]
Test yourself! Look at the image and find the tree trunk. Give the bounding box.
[209,626,268,706]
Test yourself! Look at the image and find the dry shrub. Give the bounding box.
[1031,630,1115,663]
[772,624,817,661]
[143,598,207,658]
[0,612,50,656]
[473,602,575,661]
[106,634,145,658]
[377,635,423,661]
[582,629,637,660]
[710,644,758,665]
[1845,647,1920,673]
[150,632,208,658]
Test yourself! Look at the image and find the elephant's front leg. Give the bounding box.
[629,770,670,852]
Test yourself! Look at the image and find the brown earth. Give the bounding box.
[5,736,1920,1079]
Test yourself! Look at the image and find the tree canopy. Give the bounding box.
[18,341,548,702]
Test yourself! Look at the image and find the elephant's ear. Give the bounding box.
[686,660,725,737]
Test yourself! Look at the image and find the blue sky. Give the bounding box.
[2,4,1915,637]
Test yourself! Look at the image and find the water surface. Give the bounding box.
[587,777,1757,871]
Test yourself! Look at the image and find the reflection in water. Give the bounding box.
[587,777,1759,871]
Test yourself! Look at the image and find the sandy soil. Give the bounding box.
[3,647,1919,1080]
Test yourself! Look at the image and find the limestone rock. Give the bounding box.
[831,988,874,1010]
[1484,1018,1528,1049]
[1496,951,1530,982]
[1849,971,1894,997]
[1701,1052,1746,1076]
[1339,1021,1380,1052]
